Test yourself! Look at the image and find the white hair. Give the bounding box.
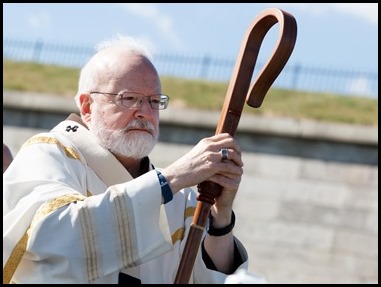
[74,34,153,108]
[95,34,153,59]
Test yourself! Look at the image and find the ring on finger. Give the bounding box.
[220,148,229,161]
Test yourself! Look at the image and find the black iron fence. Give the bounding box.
[3,38,378,98]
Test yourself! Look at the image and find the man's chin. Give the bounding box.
[109,141,156,159]
[127,129,155,137]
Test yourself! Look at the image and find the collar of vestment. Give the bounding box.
[51,113,152,186]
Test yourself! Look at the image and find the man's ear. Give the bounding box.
[79,93,92,121]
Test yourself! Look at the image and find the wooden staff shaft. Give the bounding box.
[174,8,297,284]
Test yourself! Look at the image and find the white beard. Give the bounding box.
[89,116,158,159]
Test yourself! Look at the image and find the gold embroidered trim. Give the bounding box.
[171,206,195,244]
[22,136,80,160]
[79,205,99,281]
[32,194,86,226]
[184,206,195,219]
[3,193,87,284]
[113,190,135,268]
[171,227,185,244]
[3,233,28,284]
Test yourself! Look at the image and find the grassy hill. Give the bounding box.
[3,59,378,126]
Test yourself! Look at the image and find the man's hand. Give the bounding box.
[162,133,243,197]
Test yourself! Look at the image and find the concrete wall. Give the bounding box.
[3,91,379,283]
[3,91,378,165]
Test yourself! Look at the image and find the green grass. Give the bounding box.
[3,59,378,126]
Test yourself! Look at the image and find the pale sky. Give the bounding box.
[3,3,378,97]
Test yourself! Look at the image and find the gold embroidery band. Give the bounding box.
[3,193,86,284]
[3,233,28,284]
[171,206,196,245]
[22,136,80,160]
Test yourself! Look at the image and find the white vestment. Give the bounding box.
[3,117,252,284]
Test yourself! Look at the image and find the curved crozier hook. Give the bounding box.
[215,8,297,135]
[245,8,297,107]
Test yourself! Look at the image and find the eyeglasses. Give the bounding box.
[90,91,170,110]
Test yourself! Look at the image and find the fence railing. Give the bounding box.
[3,38,378,98]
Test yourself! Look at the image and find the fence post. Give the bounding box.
[32,39,43,63]
[199,55,211,79]
[291,63,300,90]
